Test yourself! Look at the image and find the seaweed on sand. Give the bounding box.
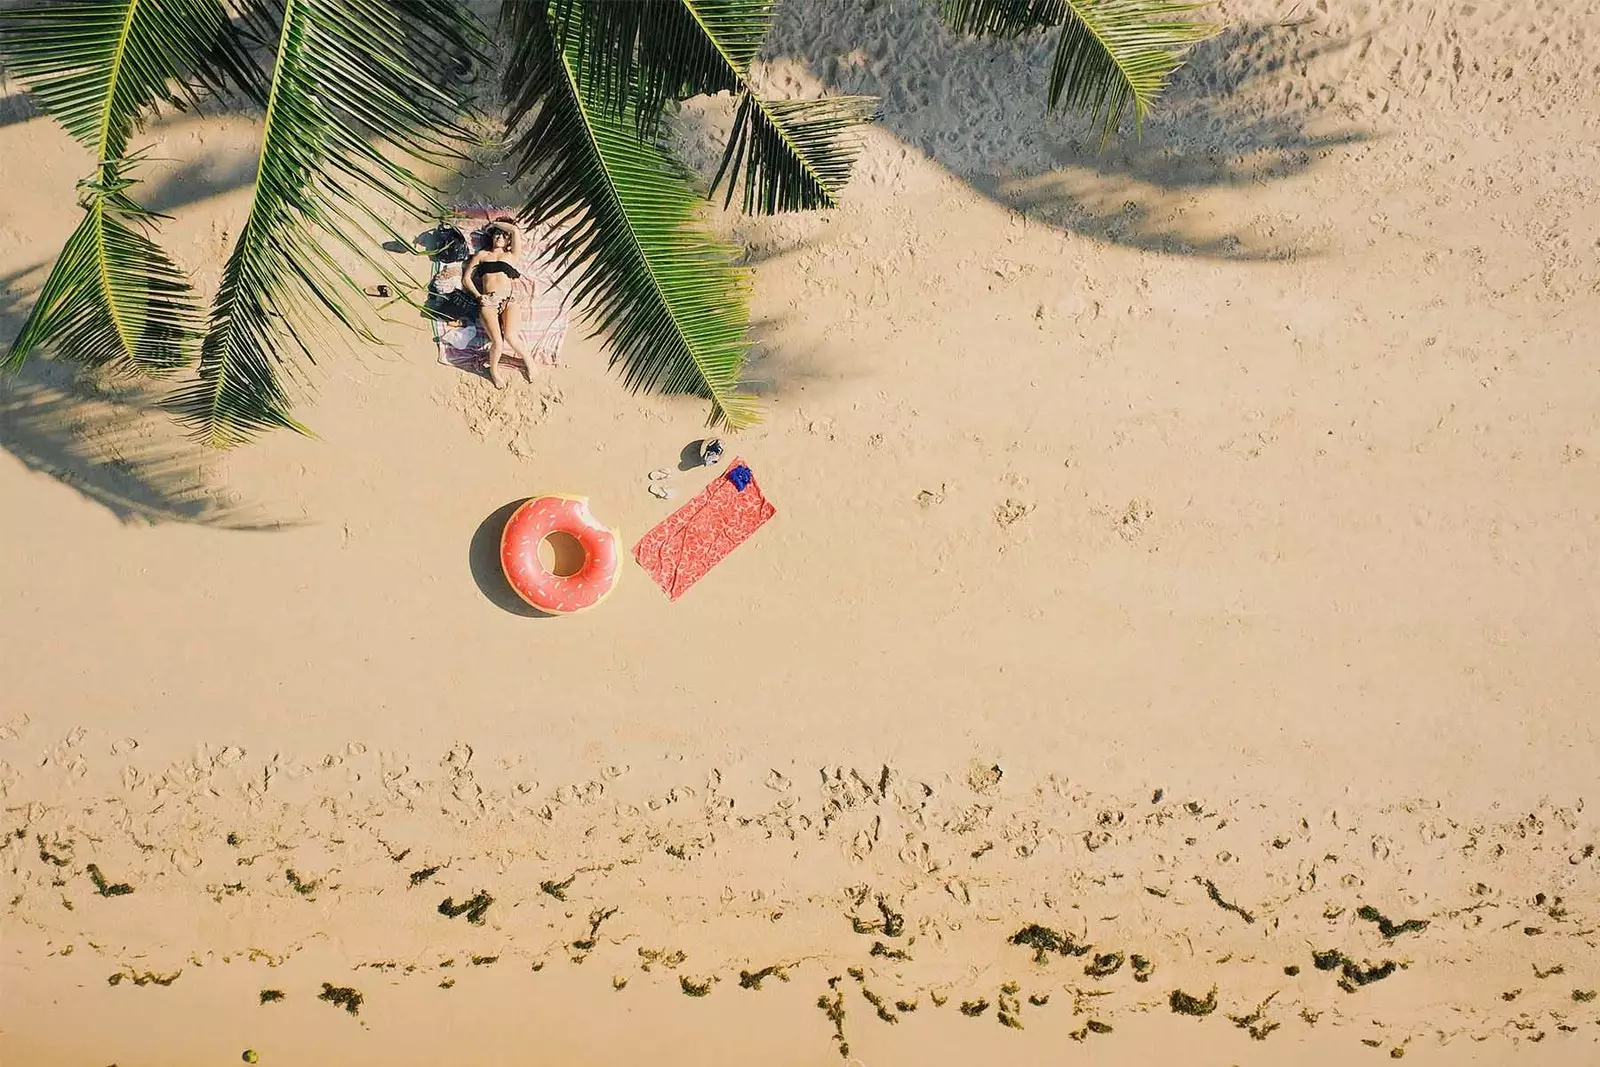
[1572,989,1598,1003]
[876,896,905,938]
[569,907,619,962]
[1084,951,1124,978]
[408,865,441,888]
[997,982,1023,1029]
[540,874,577,901]
[1227,992,1281,1040]
[870,941,911,962]
[1356,905,1430,939]
[438,891,494,925]
[1312,948,1401,991]
[318,983,363,1016]
[739,964,790,990]
[470,955,499,966]
[1009,923,1091,964]
[284,870,319,897]
[38,838,71,867]
[959,998,990,1017]
[87,864,134,897]
[258,989,285,1004]
[818,979,849,1058]
[860,983,898,1024]
[1198,878,1255,924]
[1131,954,1155,982]
[1169,986,1218,1016]
[680,975,714,997]
[108,969,180,987]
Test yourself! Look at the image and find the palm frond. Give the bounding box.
[2,161,201,375]
[503,0,757,428]
[712,92,880,213]
[0,0,264,374]
[168,0,486,446]
[1048,0,1214,143]
[0,0,264,159]
[938,0,1067,37]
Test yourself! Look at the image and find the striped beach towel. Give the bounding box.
[431,208,572,371]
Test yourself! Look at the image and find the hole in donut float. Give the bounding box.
[537,530,587,578]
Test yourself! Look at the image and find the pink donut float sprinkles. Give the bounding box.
[500,495,619,614]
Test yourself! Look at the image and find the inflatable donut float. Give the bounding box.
[500,495,619,615]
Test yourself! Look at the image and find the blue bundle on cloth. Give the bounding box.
[726,463,753,492]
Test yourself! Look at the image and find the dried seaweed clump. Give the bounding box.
[680,975,714,997]
[1084,951,1125,978]
[408,865,441,888]
[1226,992,1281,1040]
[1009,923,1091,964]
[318,983,363,1016]
[959,998,990,1017]
[259,989,285,1004]
[1312,949,1401,992]
[437,891,494,925]
[1131,954,1155,982]
[87,864,135,897]
[1169,986,1218,1016]
[818,979,849,1058]
[1356,905,1430,939]
[739,964,790,990]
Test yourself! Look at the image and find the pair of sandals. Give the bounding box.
[645,438,724,498]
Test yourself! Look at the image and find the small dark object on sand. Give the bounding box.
[1131,954,1155,982]
[1084,951,1125,978]
[1312,949,1346,971]
[1573,989,1598,1003]
[1200,878,1255,923]
[1338,959,1399,992]
[1356,904,1430,939]
[1169,986,1218,1016]
[870,941,910,961]
[259,989,285,1004]
[739,964,790,990]
[959,998,990,1017]
[1009,923,1091,963]
[700,438,725,467]
[408,865,441,888]
[1087,1020,1113,1034]
[87,864,134,897]
[680,975,713,997]
[541,874,576,901]
[1284,965,1301,976]
[318,983,363,1016]
[876,895,905,938]
[438,891,494,925]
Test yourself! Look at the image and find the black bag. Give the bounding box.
[424,288,479,323]
[429,224,470,263]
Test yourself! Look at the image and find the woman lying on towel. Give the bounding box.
[461,218,532,389]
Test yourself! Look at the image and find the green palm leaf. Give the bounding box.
[0,0,263,158]
[2,163,201,375]
[938,0,1214,144]
[1049,0,1214,142]
[503,0,757,428]
[712,92,880,213]
[938,0,1068,37]
[167,0,485,446]
[0,0,264,373]
[529,0,876,214]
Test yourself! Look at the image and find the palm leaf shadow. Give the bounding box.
[765,2,1372,261]
[0,265,288,528]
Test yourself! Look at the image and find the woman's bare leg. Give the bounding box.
[500,299,533,381]
[479,300,507,388]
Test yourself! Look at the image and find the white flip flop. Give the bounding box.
[648,484,673,500]
[648,468,671,481]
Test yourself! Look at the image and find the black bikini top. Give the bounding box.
[474,260,522,282]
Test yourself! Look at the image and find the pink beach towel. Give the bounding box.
[432,208,572,371]
[633,460,777,601]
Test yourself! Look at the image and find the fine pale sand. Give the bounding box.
[2,0,1598,1063]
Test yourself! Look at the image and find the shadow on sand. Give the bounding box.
[0,265,287,528]
[762,4,1371,261]
[468,498,554,618]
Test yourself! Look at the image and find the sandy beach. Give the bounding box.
[2,0,1598,1063]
